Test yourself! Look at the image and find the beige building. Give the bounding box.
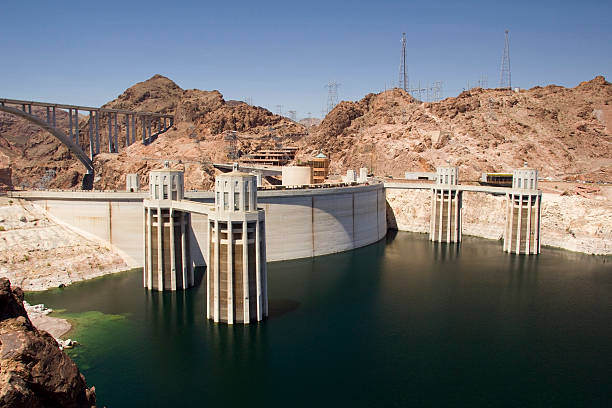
[309,153,330,184]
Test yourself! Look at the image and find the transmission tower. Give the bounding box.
[325,81,340,114]
[399,32,408,91]
[224,131,239,160]
[499,29,511,89]
[275,104,283,116]
[287,110,297,121]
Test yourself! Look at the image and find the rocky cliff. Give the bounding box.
[300,77,612,182]
[0,75,306,191]
[0,278,96,407]
[2,75,610,190]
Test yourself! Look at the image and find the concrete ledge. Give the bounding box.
[8,190,148,200]
[384,182,541,196]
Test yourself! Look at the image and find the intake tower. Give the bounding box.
[207,169,268,324]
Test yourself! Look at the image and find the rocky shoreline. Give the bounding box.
[0,197,128,291]
[0,278,96,407]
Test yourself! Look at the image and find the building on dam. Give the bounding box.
[143,166,193,290]
[207,170,268,324]
[430,166,462,243]
[504,167,541,255]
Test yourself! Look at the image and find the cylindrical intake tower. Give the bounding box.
[143,167,193,291]
[207,170,268,324]
[430,166,462,243]
[504,167,541,255]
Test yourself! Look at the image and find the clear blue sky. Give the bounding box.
[1,0,610,119]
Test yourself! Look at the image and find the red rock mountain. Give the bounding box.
[299,76,612,182]
[1,75,610,190]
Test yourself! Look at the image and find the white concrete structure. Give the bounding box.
[343,169,356,183]
[281,166,312,186]
[358,167,368,183]
[430,166,462,243]
[207,170,267,324]
[405,172,436,181]
[250,171,263,187]
[504,167,541,255]
[436,166,459,185]
[143,168,193,291]
[149,168,184,201]
[126,174,140,192]
[11,183,387,266]
[512,167,538,191]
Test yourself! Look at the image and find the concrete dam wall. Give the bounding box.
[13,183,387,267]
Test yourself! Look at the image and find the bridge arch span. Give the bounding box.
[0,104,94,174]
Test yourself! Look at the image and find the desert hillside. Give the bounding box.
[1,75,610,191]
[300,76,612,182]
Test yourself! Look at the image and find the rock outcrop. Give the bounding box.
[0,74,307,191]
[299,77,612,182]
[0,197,128,291]
[0,278,96,407]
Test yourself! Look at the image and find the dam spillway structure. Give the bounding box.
[143,166,193,290]
[207,169,268,324]
[430,166,462,243]
[504,167,541,255]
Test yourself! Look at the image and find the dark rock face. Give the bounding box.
[0,278,96,407]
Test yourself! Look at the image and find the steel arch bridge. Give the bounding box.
[0,98,174,189]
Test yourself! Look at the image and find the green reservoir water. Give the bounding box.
[27,232,612,407]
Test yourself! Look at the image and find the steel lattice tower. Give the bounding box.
[399,33,408,91]
[499,30,511,89]
[325,81,340,114]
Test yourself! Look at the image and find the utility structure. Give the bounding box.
[224,131,239,160]
[143,165,193,291]
[430,166,462,243]
[207,168,268,324]
[499,29,511,89]
[399,32,408,91]
[504,167,541,255]
[409,81,443,102]
[325,81,340,114]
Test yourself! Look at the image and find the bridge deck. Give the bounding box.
[0,98,173,118]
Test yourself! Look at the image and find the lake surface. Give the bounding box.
[27,232,612,407]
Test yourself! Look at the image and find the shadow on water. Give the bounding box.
[268,299,301,318]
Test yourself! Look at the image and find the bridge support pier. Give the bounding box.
[113,113,118,152]
[75,108,79,145]
[125,114,130,146]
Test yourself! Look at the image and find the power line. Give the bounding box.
[499,29,511,89]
